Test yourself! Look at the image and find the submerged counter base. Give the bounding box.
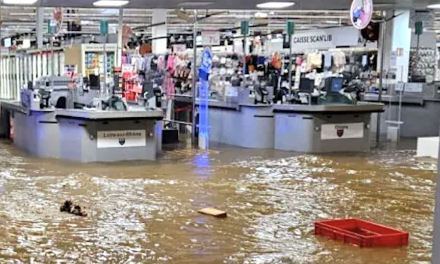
[1,101,163,162]
[206,102,384,153]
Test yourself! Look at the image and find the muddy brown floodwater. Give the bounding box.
[0,140,436,264]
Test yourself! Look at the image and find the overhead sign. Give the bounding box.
[97,130,146,148]
[22,39,31,49]
[201,31,220,46]
[51,8,63,36]
[172,44,187,52]
[321,123,364,140]
[350,0,373,30]
[390,51,397,68]
[4,38,11,48]
[289,26,359,51]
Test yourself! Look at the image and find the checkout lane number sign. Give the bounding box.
[321,123,364,140]
[97,130,146,148]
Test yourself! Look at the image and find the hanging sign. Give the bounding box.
[321,123,364,140]
[201,31,220,46]
[22,39,31,49]
[286,21,295,36]
[350,0,373,30]
[121,64,135,74]
[241,21,250,35]
[100,20,109,35]
[122,25,132,47]
[172,44,187,52]
[288,26,359,51]
[415,21,423,35]
[390,51,397,68]
[49,8,63,36]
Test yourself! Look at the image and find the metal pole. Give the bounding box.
[433,151,440,263]
[103,36,107,97]
[376,14,386,147]
[288,34,293,93]
[50,37,54,89]
[116,9,123,67]
[191,12,198,146]
[415,34,420,71]
[242,34,247,88]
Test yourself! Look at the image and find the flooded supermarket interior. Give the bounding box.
[0,139,436,264]
[2,0,440,263]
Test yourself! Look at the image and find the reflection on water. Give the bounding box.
[0,141,435,263]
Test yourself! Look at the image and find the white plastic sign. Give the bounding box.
[201,31,220,46]
[97,130,146,148]
[289,27,359,51]
[321,123,364,140]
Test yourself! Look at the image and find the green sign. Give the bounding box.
[415,21,423,35]
[47,19,57,34]
[286,21,295,35]
[241,21,249,35]
[100,20,109,35]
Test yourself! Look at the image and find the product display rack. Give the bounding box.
[64,44,117,82]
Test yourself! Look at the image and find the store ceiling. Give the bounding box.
[0,0,439,41]
[37,0,431,10]
[0,7,355,39]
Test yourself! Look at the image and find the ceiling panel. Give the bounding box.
[33,0,431,10]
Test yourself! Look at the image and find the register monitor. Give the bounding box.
[325,77,344,92]
[299,78,315,93]
[89,74,100,90]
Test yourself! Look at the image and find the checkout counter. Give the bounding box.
[363,82,440,138]
[176,76,384,153]
[0,75,164,162]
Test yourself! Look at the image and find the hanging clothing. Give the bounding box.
[157,55,166,71]
[306,52,322,71]
[166,55,176,75]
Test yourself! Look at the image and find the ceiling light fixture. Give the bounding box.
[257,2,295,9]
[178,2,214,7]
[93,0,129,7]
[3,0,38,5]
[427,3,440,8]
[255,12,269,18]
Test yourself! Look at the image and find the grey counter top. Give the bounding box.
[1,100,54,114]
[363,94,425,105]
[273,103,384,113]
[56,109,163,120]
[1,100,163,120]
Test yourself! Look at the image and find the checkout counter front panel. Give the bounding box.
[58,117,159,163]
[209,104,274,149]
[274,106,373,153]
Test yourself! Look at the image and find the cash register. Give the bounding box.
[298,78,316,105]
[322,76,352,105]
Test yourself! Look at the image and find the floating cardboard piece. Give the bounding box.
[198,208,227,218]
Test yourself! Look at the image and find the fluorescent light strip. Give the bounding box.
[257,2,295,9]
[428,3,440,8]
[3,0,38,4]
[93,0,129,7]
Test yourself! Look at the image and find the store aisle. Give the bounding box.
[0,141,435,264]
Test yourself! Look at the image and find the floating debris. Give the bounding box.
[198,208,227,218]
[60,200,87,217]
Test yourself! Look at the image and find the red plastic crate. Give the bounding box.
[315,218,409,248]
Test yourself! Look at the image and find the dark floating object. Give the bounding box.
[60,200,88,217]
